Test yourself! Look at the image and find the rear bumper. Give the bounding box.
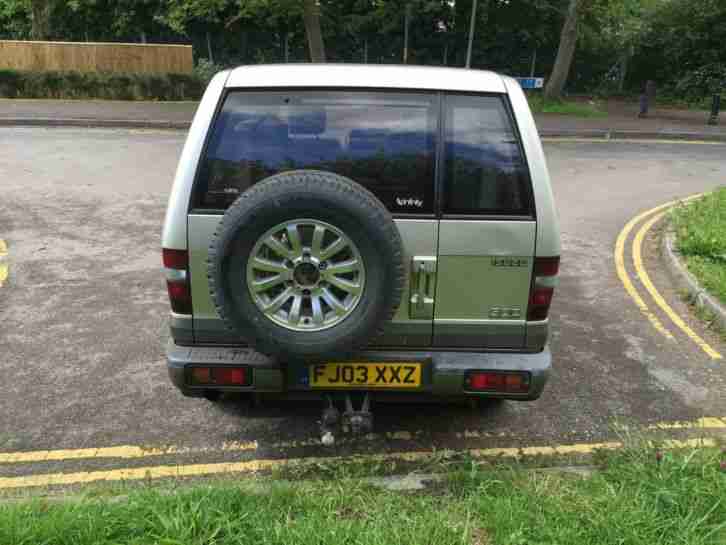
[166,341,551,401]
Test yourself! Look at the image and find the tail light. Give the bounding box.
[466,371,530,393]
[163,248,192,314]
[527,256,559,321]
[189,366,250,386]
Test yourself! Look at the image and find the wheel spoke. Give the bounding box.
[327,275,362,295]
[263,287,293,313]
[321,288,347,316]
[310,294,324,325]
[310,225,325,259]
[288,294,302,325]
[320,236,346,260]
[251,256,287,274]
[263,235,293,259]
[248,219,365,331]
[250,274,286,293]
[286,224,303,256]
[324,258,359,275]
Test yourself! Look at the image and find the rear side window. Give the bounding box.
[194,90,437,214]
[443,95,533,216]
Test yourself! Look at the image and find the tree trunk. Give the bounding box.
[617,51,629,93]
[363,39,368,63]
[465,0,477,68]
[544,0,579,101]
[140,30,147,44]
[403,3,411,63]
[303,0,326,62]
[206,31,214,63]
[30,0,53,40]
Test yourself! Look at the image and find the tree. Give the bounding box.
[544,0,578,100]
[303,0,325,61]
[29,0,54,39]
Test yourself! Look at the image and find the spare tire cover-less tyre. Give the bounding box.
[208,170,405,360]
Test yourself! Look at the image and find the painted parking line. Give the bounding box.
[633,212,722,360]
[0,441,258,465]
[614,194,704,342]
[0,437,716,491]
[1,416,724,469]
[0,238,7,287]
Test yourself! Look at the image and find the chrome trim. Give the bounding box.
[409,256,436,319]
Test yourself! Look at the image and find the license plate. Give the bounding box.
[309,363,421,388]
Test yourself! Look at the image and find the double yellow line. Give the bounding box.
[0,239,7,287]
[614,195,722,360]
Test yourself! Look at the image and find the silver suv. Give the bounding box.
[162,64,560,406]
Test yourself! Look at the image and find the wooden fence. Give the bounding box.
[0,40,193,74]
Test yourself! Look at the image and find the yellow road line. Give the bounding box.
[649,416,726,430]
[0,438,716,491]
[614,194,704,340]
[0,441,257,465]
[0,238,7,287]
[633,213,723,360]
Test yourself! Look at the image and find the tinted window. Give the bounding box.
[443,95,533,216]
[194,91,437,214]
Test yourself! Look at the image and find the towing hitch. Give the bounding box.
[320,393,373,446]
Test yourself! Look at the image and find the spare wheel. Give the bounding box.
[207,170,405,361]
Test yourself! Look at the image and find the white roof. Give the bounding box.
[225,64,507,94]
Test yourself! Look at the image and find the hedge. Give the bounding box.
[0,69,206,100]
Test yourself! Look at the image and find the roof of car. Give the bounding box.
[225,64,507,94]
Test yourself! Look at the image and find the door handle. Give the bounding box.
[409,256,436,319]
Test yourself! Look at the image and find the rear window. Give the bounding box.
[193,90,437,214]
[442,95,533,216]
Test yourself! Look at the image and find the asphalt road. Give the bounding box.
[0,128,724,482]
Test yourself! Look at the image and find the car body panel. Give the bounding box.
[225,64,506,94]
[162,65,560,400]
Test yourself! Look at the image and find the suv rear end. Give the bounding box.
[162,64,560,403]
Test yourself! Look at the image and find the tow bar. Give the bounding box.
[320,393,373,446]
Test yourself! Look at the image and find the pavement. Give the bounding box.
[0,127,724,492]
[1,98,725,139]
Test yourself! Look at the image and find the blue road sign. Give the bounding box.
[514,77,544,89]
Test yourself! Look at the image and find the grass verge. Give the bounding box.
[1,445,724,545]
[527,95,607,117]
[671,188,726,305]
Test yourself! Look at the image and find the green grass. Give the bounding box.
[527,95,607,118]
[1,446,724,545]
[671,188,726,305]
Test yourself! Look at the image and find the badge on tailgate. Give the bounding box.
[310,363,421,388]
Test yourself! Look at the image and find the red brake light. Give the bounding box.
[528,256,559,321]
[163,248,189,269]
[189,366,250,386]
[467,372,529,393]
[163,248,192,314]
[533,256,560,277]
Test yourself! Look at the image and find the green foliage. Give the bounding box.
[0,0,723,100]
[0,69,205,100]
[528,94,607,117]
[0,447,724,545]
[671,188,726,305]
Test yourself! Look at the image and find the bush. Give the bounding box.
[674,63,726,102]
[193,58,226,84]
[0,69,206,100]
